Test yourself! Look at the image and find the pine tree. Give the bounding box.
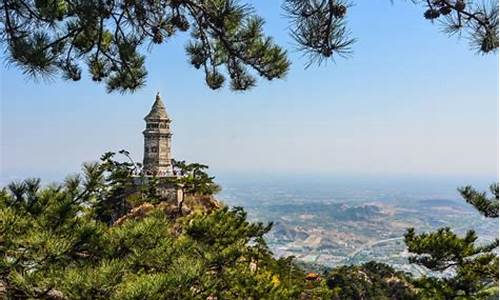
[0,154,311,299]
[1,153,427,299]
[1,1,497,93]
[0,0,290,93]
[458,183,499,218]
[323,261,419,299]
[172,160,221,196]
[405,183,499,299]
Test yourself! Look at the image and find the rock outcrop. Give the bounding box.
[113,194,221,226]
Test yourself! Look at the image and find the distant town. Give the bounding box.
[219,178,498,276]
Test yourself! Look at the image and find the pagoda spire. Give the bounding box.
[145,91,169,120]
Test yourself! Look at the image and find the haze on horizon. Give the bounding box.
[1,1,498,185]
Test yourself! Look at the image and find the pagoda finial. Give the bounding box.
[156,91,161,100]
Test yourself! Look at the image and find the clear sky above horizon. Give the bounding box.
[1,1,498,185]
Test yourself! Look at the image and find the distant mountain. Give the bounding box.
[341,204,386,221]
[417,198,468,208]
[272,221,309,241]
[266,202,387,221]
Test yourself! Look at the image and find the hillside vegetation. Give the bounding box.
[0,153,497,299]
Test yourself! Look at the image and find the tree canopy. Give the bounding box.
[1,153,498,299]
[1,0,497,93]
[458,183,499,218]
[0,153,303,299]
[1,153,421,299]
[405,184,499,299]
[0,0,290,93]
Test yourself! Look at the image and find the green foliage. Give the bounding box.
[1,1,496,93]
[1,154,497,299]
[172,159,221,196]
[0,0,289,93]
[284,0,498,66]
[405,228,498,272]
[283,0,355,66]
[411,0,499,54]
[458,183,499,218]
[324,261,419,300]
[405,183,499,299]
[0,175,108,298]
[0,155,309,299]
[88,151,155,224]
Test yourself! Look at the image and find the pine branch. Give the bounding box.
[458,183,499,218]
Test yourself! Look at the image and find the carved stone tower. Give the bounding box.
[143,92,173,176]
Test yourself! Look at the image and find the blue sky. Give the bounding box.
[1,1,498,185]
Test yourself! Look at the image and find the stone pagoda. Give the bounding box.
[135,92,181,202]
[126,92,221,214]
[143,92,174,177]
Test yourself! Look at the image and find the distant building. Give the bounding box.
[143,92,174,176]
[135,93,182,202]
